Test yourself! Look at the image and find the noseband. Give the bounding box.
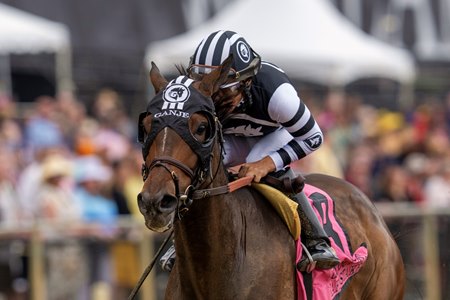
[142,156,197,212]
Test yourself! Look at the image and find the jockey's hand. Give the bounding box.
[238,156,276,182]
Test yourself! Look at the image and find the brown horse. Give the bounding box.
[137,57,405,299]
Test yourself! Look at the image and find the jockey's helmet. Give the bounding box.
[188,30,261,86]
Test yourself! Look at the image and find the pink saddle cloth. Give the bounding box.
[296,184,368,300]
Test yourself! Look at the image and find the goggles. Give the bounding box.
[219,81,242,90]
[187,53,261,86]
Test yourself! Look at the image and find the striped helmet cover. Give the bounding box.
[190,30,258,75]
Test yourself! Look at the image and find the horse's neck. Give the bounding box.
[176,165,235,241]
[174,164,244,267]
[170,160,295,299]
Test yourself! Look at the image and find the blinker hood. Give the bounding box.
[139,77,217,173]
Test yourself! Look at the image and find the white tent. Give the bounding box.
[0,3,73,95]
[145,0,416,87]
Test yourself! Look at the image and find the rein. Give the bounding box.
[128,172,253,299]
[192,175,253,199]
[127,230,173,300]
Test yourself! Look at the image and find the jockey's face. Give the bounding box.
[212,81,245,120]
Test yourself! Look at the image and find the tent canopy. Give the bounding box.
[0,3,70,54]
[145,0,416,86]
[0,3,72,94]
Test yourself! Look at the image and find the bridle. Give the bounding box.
[128,75,253,299]
[139,77,254,217]
[139,76,230,216]
[142,155,200,214]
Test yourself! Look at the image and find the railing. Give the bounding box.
[376,203,450,300]
[0,217,159,300]
[0,204,449,300]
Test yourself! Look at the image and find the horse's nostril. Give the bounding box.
[137,193,147,213]
[160,195,177,211]
[137,193,144,206]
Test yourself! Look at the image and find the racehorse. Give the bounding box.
[137,57,405,299]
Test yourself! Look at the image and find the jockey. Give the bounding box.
[161,30,340,272]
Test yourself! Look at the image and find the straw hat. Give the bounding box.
[41,155,73,181]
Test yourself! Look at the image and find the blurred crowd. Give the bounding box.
[0,88,449,227]
[292,90,450,208]
[0,87,449,299]
[0,89,144,229]
[0,89,144,299]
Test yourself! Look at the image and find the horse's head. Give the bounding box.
[137,57,232,232]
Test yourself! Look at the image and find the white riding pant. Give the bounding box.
[222,128,293,168]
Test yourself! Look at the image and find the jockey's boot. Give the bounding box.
[293,191,340,272]
[160,243,176,272]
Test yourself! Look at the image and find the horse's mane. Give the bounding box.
[175,64,188,76]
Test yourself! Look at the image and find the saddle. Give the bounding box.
[261,169,305,195]
[227,167,305,240]
[227,167,368,299]
[227,167,305,195]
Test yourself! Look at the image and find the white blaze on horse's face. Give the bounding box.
[138,128,196,232]
[138,111,213,232]
[138,59,232,232]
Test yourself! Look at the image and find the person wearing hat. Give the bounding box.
[36,154,81,220]
[160,30,339,272]
[73,155,118,224]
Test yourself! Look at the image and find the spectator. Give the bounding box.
[17,96,68,218]
[35,154,81,221]
[74,155,118,223]
[35,154,87,300]
[73,155,118,298]
[344,141,376,198]
[16,144,68,219]
[92,88,135,138]
[23,96,65,157]
[107,148,144,219]
[55,92,88,149]
[423,159,450,208]
[0,147,21,226]
[376,164,422,203]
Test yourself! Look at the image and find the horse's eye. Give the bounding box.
[190,113,214,144]
[191,121,211,143]
[195,123,207,136]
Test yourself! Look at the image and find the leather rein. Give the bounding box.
[142,155,254,215]
[129,158,252,300]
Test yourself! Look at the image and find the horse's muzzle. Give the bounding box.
[137,191,178,232]
[137,191,178,216]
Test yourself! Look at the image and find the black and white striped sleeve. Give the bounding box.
[267,83,323,170]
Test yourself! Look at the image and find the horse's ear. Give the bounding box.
[198,55,233,97]
[149,62,169,94]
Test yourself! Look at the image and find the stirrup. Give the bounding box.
[297,242,340,273]
[159,244,176,272]
[298,243,317,273]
